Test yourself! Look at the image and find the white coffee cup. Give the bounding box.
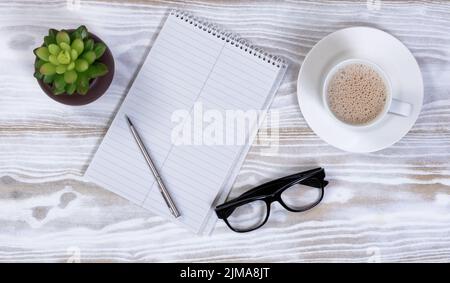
[322,59,412,128]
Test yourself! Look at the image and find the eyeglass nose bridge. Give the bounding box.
[266,194,293,212]
[264,193,282,206]
[264,194,297,216]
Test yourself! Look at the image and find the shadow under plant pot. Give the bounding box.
[35,31,115,106]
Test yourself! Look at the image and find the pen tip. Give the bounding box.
[125,115,132,126]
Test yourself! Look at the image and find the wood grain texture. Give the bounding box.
[0,0,449,262]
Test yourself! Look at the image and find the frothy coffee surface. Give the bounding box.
[326,63,387,125]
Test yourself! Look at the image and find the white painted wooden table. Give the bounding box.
[0,0,449,262]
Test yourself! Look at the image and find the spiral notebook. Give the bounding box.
[85,10,287,234]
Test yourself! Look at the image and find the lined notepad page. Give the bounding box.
[85,12,286,234]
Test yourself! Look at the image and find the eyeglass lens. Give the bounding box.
[280,181,323,211]
[226,200,267,231]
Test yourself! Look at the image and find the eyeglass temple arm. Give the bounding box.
[237,168,325,199]
[298,172,328,188]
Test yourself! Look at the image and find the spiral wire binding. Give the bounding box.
[170,10,287,69]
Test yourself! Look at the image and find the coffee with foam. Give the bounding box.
[326,63,388,125]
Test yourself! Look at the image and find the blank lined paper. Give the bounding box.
[85,11,287,234]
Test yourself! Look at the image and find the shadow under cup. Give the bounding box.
[322,59,412,128]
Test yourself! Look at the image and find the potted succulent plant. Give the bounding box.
[33,26,114,105]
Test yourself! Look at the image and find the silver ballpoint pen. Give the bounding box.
[125,115,181,218]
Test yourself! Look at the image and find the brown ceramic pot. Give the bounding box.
[35,31,115,106]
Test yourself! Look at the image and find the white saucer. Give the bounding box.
[297,27,423,153]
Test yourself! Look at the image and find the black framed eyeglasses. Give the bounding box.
[215,168,328,233]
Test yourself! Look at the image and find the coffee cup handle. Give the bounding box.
[389,99,412,117]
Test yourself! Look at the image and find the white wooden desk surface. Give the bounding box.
[0,0,449,262]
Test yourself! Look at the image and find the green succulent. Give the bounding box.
[33,26,109,95]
